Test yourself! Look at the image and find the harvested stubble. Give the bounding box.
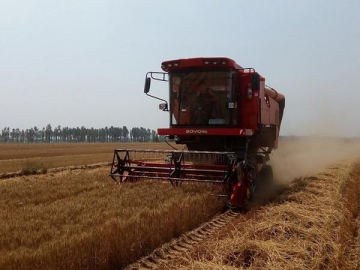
[0,167,224,270]
[158,161,360,270]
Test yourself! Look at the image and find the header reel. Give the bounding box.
[109,149,256,208]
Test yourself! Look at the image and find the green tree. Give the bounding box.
[54,125,61,143]
[45,124,52,143]
[33,126,40,142]
[20,130,25,143]
[151,130,159,142]
[123,126,129,142]
[1,127,10,143]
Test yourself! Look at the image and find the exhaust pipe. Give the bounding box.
[264,86,285,102]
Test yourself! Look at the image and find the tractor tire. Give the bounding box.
[248,164,275,207]
[260,164,273,184]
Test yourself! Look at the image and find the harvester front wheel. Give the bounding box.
[228,162,250,209]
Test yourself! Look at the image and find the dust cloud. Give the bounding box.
[269,137,360,184]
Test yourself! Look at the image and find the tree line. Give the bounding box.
[0,125,162,143]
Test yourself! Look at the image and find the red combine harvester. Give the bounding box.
[110,57,285,208]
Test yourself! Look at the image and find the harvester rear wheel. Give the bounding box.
[248,164,276,206]
[260,165,273,184]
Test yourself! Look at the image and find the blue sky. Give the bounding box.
[1,0,359,136]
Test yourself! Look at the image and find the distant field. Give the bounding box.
[0,142,179,174]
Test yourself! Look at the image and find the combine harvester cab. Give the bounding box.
[110,57,285,208]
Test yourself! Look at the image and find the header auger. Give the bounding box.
[110,57,285,208]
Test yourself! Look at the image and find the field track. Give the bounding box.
[0,161,110,179]
[126,210,240,270]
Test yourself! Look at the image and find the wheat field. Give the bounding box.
[1,139,360,269]
[155,161,360,269]
[0,167,224,270]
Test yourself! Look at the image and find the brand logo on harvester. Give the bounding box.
[185,129,208,134]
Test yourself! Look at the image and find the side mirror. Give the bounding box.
[159,103,168,111]
[144,77,151,93]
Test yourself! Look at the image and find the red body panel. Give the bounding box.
[161,57,243,72]
[158,127,254,136]
[238,73,260,130]
[161,59,267,134]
